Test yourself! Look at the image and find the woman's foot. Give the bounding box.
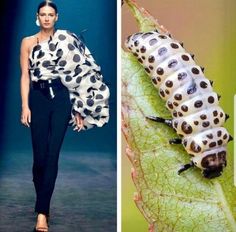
[35,213,49,232]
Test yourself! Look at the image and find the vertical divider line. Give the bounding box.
[117,1,122,232]
[234,95,236,186]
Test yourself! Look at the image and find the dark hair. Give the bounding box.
[37,1,58,14]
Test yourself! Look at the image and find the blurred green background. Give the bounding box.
[122,0,236,231]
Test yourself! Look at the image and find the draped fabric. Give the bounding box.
[29,29,110,130]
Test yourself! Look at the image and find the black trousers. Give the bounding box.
[29,86,72,215]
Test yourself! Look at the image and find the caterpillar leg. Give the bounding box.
[169,138,182,144]
[225,114,230,121]
[229,135,233,142]
[146,116,172,127]
[178,161,194,175]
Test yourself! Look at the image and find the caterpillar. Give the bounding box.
[125,30,233,179]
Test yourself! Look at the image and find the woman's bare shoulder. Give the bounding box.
[21,34,38,52]
[21,34,37,44]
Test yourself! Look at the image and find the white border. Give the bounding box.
[117,0,121,232]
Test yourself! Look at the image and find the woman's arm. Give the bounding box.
[20,37,31,127]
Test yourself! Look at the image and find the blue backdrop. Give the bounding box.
[0,0,117,155]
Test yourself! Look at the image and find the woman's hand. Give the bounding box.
[74,113,84,132]
[21,106,31,127]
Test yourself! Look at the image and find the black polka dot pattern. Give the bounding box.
[63,70,71,74]
[73,54,81,62]
[178,72,187,80]
[165,80,173,88]
[170,43,179,49]
[99,84,107,91]
[158,47,167,56]
[168,59,178,68]
[96,94,104,100]
[29,29,110,131]
[58,34,66,41]
[56,49,63,57]
[142,32,153,39]
[125,30,230,176]
[149,39,157,46]
[42,60,51,68]
[182,55,189,61]
[95,106,102,113]
[77,100,83,107]
[174,94,182,101]
[194,100,203,108]
[134,40,139,46]
[192,67,200,74]
[181,121,193,134]
[148,56,155,63]
[157,67,164,75]
[200,81,208,88]
[190,141,201,153]
[159,35,167,39]
[33,68,41,78]
[90,75,96,83]
[76,76,82,84]
[74,67,82,75]
[181,105,188,112]
[140,46,146,53]
[59,60,67,67]
[68,43,75,51]
[187,83,197,94]
[65,75,72,82]
[87,99,94,107]
[49,43,57,51]
[37,50,45,59]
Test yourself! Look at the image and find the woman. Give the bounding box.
[20,1,109,231]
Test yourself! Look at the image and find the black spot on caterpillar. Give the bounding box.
[125,31,233,179]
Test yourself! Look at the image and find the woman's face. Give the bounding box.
[37,6,58,29]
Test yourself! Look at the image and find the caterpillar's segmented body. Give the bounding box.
[125,31,232,178]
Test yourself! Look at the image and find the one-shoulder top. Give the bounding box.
[28,29,110,131]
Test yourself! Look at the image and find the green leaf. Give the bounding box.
[122,0,236,231]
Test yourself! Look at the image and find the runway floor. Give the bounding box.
[0,151,116,232]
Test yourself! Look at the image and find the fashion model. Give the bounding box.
[20,1,109,231]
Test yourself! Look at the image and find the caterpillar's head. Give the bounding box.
[192,148,227,179]
[201,152,227,178]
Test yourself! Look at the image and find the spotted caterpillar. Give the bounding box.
[125,31,232,179]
